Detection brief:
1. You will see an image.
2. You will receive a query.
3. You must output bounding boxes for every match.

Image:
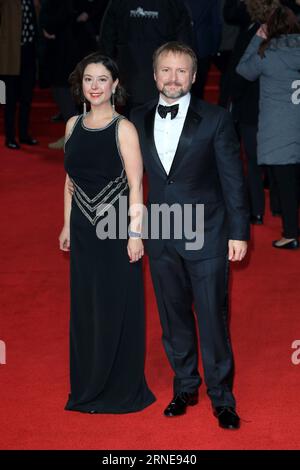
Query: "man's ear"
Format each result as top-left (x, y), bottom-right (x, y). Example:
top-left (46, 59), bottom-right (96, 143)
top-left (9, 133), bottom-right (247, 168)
top-left (192, 72), bottom-right (196, 85)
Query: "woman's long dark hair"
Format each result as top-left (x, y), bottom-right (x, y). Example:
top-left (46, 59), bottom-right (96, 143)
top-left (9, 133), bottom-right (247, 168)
top-left (259, 5), bottom-right (300, 57)
top-left (69, 52), bottom-right (127, 107)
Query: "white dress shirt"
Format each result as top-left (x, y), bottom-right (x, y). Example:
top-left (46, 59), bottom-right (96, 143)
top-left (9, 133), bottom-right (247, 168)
top-left (154, 93), bottom-right (191, 175)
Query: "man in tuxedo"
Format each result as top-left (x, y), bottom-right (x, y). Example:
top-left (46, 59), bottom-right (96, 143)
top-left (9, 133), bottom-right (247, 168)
top-left (130, 41), bottom-right (249, 429)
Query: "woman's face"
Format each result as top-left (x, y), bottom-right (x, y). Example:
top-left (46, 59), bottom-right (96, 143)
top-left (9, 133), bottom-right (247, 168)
top-left (82, 62), bottom-right (118, 107)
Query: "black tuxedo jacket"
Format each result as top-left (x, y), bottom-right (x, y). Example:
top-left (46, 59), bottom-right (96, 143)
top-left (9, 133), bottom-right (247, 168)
top-left (130, 96), bottom-right (250, 260)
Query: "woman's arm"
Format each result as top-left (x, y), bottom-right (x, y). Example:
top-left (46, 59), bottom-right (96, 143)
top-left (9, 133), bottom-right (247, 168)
top-left (63, 173), bottom-right (72, 227)
top-left (58, 117), bottom-right (77, 251)
top-left (59, 174), bottom-right (72, 252)
top-left (236, 34), bottom-right (264, 81)
top-left (118, 119), bottom-right (144, 263)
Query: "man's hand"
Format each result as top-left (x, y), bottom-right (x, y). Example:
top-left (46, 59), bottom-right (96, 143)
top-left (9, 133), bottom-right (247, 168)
top-left (228, 240), bottom-right (247, 262)
top-left (43, 29), bottom-right (56, 40)
top-left (67, 179), bottom-right (75, 196)
top-left (77, 12), bottom-right (89, 22)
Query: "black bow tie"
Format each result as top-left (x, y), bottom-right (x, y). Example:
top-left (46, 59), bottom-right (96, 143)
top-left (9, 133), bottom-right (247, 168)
top-left (157, 104), bottom-right (179, 120)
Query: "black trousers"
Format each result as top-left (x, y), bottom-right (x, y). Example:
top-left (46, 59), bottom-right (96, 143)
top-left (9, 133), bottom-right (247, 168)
top-left (2, 43), bottom-right (36, 141)
top-left (271, 164), bottom-right (300, 239)
top-left (192, 51), bottom-right (232, 107)
top-left (149, 243), bottom-right (236, 408)
top-left (241, 124), bottom-right (265, 216)
top-left (52, 86), bottom-right (77, 123)
top-left (266, 166), bottom-right (282, 215)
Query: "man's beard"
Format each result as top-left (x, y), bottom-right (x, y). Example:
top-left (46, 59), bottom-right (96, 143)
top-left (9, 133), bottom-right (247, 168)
top-left (160, 82), bottom-right (188, 100)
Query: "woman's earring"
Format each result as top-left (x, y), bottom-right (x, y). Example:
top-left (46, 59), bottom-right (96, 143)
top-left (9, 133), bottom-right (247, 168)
top-left (111, 90), bottom-right (116, 113)
top-left (83, 100), bottom-right (87, 116)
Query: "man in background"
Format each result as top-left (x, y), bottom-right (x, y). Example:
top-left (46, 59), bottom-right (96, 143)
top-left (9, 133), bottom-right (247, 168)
top-left (99, 0), bottom-right (193, 112)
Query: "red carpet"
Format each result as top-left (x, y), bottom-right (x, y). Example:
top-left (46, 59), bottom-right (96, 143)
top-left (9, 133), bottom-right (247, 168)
top-left (0, 81), bottom-right (300, 450)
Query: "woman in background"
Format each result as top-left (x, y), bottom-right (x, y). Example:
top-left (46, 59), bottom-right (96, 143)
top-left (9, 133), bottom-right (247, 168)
top-left (0, 0), bottom-right (38, 149)
top-left (237, 5), bottom-right (300, 249)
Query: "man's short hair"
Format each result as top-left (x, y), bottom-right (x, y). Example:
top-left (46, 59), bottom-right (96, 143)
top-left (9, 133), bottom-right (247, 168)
top-left (153, 41), bottom-right (198, 74)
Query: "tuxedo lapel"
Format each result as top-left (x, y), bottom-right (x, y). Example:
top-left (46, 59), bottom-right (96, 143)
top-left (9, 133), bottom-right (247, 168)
top-left (143, 97), bottom-right (203, 179)
top-left (144, 105), bottom-right (168, 178)
top-left (168, 98), bottom-right (203, 178)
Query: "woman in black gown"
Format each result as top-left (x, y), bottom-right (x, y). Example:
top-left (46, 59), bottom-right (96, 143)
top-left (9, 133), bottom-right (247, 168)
top-left (59, 52), bottom-right (155, 413)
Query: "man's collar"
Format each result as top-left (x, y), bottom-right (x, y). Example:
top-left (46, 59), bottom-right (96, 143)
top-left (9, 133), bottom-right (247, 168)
top-left (158, 92), bottom-right (191, 112)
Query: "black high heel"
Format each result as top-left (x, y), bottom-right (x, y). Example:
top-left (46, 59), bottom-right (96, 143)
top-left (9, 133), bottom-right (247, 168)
top-left (272, 239), bottom-right (299, 250)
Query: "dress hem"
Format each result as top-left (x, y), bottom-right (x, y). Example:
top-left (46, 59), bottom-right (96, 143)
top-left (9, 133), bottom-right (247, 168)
top-left (64, 395), bottom-right (156, 414)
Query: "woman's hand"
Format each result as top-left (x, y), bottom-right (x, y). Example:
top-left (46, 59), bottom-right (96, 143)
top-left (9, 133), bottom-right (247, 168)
top-left (67, 178), bottom-right (75, 196)
top-left (127, 238), bottom-right (144, 263)
top-left (59, 225), bottom-right (70, 252)
top-left (256, 24), bottom-right (267, 39)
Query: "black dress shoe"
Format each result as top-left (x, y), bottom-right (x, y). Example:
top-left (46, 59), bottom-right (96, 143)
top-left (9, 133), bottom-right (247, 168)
top-left (5, 139), bottom-right (20, 150)
top-left (250, 214), bottom-right (263, 225)
top-left (214, 406), bottom-right (240, 430)
top-left (20, 136), bottom-right (39, 145)
top-left (272, 239), bottom-right (299, 250)
top-left (164, 391), bottom-right (198, 417)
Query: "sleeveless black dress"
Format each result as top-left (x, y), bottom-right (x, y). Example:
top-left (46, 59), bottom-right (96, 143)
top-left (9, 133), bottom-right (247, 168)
top-left (64, 114), bottom-right (155, 413)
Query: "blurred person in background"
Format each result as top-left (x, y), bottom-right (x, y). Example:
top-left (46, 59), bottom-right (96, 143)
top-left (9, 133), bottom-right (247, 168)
top-left (237, 5), bottom-right (300, 249)
top-left (39, 0), bottom-right (108, 149)
top-left (99, 0), bottom-right (193, 113)
top-left (184, 0), bottom-right (223, 99)
top-left (228, 0), bottom-right (280, 224)
top-left (0, 0), bottom-right (38, 150)
top-left (185, 0), bottom-right (249, 104)
top-left (220, 0), bottom-right (252, 106)
top-left (39, 0), bottom-right (79, 149)
top-left (72, 0), bottom-right (110, 60)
